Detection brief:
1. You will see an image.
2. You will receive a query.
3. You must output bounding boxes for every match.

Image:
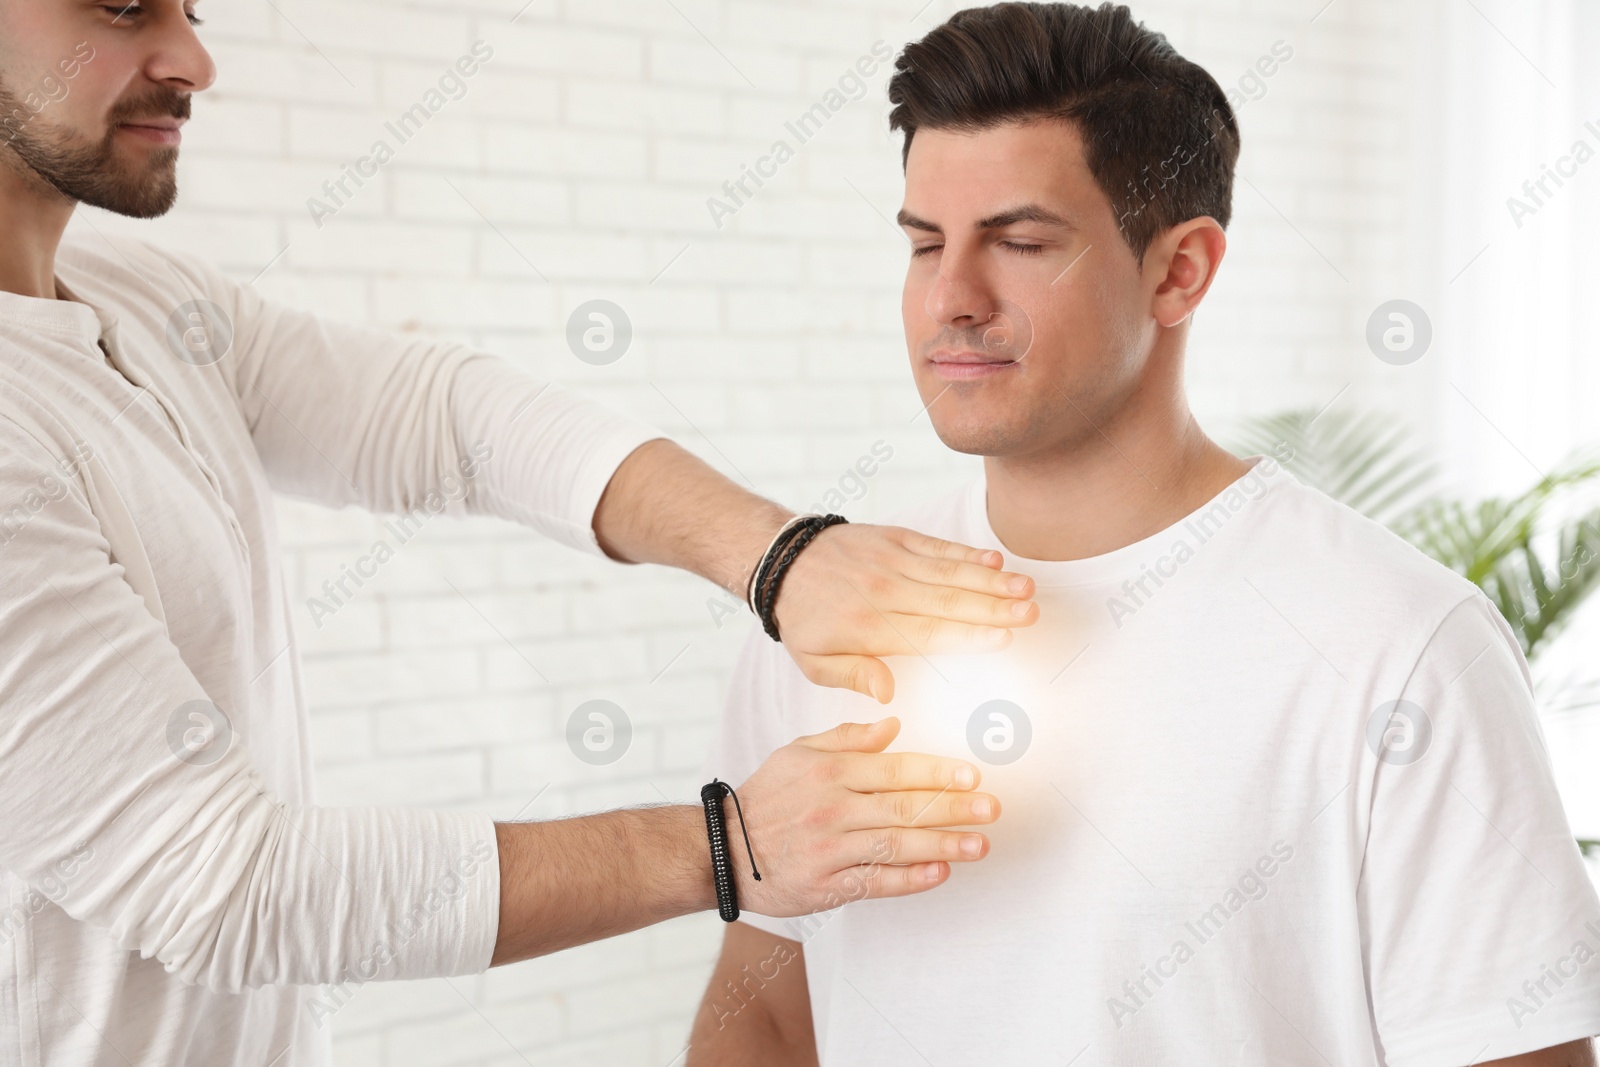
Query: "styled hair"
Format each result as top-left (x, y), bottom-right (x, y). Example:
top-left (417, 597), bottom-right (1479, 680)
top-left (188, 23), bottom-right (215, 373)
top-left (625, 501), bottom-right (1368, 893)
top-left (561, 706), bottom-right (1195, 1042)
top-left (887, 2), bottom-right (1240, 261)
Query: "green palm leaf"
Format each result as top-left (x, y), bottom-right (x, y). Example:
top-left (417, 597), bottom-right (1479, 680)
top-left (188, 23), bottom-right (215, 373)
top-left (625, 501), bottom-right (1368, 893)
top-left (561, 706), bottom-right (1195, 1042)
top-left (1232, 410), bottom-right (1600, 665)
top-left (1230, 406), bottom-right (1439, 528)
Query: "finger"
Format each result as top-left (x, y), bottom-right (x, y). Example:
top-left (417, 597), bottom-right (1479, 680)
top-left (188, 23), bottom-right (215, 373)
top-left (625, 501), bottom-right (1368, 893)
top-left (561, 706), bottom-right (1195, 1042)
top-left (838, 749), bottom-right (980, 793)
top-left (791, 650), bottom-right (895, 704)
top-left (796, 716), bottom-right (901, 754)
top-left (858, 789), bottom-right (1000, 830)
top-left (876, 579), bottom-right (1039, 630)
top-left (891, 528), bottom-right (1007, 571)
top-left (832, 861), bottom-right (950, 899)
top-left (844, 827), bottom-right (990, 868)
top-left (855, 613), bottom-right (1018, 657)
top-left (898, 548), bottom-right (1037, 604)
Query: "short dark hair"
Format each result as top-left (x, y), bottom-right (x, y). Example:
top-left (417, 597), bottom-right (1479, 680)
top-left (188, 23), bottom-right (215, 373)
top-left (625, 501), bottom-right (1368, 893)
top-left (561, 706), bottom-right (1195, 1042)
top-left (887, 2), bottom-right (1240, 262)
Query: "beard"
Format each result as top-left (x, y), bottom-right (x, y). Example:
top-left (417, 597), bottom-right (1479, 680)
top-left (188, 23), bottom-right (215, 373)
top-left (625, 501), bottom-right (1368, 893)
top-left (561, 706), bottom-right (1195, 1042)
top-left (0, 78), bottom-right (188, 219)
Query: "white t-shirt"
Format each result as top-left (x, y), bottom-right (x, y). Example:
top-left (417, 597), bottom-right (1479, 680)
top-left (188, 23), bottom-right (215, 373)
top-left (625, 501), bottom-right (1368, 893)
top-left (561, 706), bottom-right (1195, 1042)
top-left (709, 456), bottom-right (1600, 1067)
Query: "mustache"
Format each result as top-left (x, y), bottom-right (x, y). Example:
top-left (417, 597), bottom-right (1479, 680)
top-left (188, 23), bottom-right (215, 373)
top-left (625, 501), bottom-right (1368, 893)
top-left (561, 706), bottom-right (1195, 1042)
top-left (107, 88), bottom-right (190, 127)
top-left (919, 306), bottom-right (1036, 362)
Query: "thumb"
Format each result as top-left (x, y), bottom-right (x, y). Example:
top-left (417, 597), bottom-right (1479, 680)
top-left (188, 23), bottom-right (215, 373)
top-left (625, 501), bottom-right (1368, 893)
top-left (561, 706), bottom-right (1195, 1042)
top-left (793, 651), bottom-right (896, 704)
top-left (799, 716), bottom-right (901, 754)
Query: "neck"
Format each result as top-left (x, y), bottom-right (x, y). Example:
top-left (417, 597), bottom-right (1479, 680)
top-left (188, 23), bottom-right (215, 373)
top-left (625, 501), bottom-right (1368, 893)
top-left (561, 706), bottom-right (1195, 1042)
top-left (0, 151), bottom-right (75, 299)
top-left (982, 350), bottom-right (1251, 563)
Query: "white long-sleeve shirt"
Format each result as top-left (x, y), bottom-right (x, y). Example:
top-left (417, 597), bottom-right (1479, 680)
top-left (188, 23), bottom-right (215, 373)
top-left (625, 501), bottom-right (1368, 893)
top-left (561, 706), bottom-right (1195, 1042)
top-left (0, 232), bottom-right (665, 1066)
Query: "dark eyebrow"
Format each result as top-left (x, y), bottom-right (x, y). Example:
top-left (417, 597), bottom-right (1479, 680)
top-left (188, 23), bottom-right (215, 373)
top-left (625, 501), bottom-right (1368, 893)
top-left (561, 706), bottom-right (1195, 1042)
top-left (976, 204), bottom-right (1074, 230)
top-left (897, 209), bottom-right (941, 233)
top-left (897, 205), bottom-right (1074, 234)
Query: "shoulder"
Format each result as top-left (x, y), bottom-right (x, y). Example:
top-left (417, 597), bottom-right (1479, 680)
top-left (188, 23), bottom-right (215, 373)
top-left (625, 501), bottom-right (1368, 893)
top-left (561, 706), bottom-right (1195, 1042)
top-left (1260, 469), bottom-right (1480, 604)
top-left (56, 232), bottom-right (233, 312)
top-left (1242, 463), bottom-right (1494, 672)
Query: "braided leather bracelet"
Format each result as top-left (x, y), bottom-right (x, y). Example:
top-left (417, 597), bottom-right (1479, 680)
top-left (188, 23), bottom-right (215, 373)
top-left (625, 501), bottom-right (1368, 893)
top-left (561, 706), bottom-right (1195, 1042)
top-left (701, 779), bottom-right (761, 922)
top-left (744, 514), bottom-right (814, 611)
top-left (751, 514), bottom-right (849, 642)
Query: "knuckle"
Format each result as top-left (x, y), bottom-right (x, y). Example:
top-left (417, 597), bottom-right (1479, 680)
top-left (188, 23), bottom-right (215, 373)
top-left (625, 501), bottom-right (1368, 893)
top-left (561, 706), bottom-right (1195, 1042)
top-left (813, 757), bottom-right (843, 787)
top-left (802, 802), bottom-right (836, 831)
top-left (840, 662), bottom-right (865, 693)
top-left (861, 573), bottom-right (894, 603)
top-left (879, 756), bottom-right (903, 788)
top-left (804, 829), bottom-right (839, 860)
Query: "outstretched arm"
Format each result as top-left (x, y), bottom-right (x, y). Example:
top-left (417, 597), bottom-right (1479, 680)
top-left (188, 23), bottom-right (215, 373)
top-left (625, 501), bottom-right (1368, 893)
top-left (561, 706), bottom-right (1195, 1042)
top-left (192, 239), bottom-right (1039, 702)
top-left (592, 437), bottom-right (1038, 702)
top-left (492, 718), bottom-right (997, 966)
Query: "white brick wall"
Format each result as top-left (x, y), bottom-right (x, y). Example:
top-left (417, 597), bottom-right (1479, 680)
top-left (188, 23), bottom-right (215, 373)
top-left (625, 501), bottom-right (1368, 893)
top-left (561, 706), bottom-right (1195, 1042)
top-left (74, 0), bottom-right (1424, 1063)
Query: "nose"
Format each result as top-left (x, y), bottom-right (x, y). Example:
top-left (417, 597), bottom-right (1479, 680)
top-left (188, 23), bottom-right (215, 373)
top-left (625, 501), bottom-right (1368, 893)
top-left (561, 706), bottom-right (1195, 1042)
top-left (145, 11), bottom-right (218, 94)
top-left (923, 248), bottom-right (1001, 330)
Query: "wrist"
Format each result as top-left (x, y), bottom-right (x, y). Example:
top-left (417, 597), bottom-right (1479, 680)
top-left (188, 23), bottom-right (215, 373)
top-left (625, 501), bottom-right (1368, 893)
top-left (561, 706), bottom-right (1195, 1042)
top-left (724, 503), bottom-right (795, 603)
top-left (662, 804), bottom-right (719, 913)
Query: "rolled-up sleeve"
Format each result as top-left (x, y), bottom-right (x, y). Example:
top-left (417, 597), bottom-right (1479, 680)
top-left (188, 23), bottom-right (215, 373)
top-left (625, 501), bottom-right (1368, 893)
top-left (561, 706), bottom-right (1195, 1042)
top-left (0, 423), bottom-right (500, 992)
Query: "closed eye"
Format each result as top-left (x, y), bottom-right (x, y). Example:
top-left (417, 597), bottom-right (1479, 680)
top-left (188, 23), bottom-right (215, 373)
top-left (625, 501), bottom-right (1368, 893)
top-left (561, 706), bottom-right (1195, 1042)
top-left (911, 244), bottom-right (943, 259)
top-left (101, 5), bottom-right (206, 25)
top-left (1002, 242), bottom-right (1045, 256)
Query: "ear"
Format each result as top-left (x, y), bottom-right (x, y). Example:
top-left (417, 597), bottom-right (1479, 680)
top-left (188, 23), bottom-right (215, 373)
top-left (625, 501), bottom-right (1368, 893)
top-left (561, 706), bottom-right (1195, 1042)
top-left (1147, 217), bottom-right (1227, 328)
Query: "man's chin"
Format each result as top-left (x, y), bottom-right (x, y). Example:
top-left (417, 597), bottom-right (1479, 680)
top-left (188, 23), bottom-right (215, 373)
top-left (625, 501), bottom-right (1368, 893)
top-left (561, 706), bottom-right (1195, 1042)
top-left (927, 415), bottom-right (1028, 458)
top-left (79, 151), bottom-right (180, 218)
top-left (15, 132), bottom-right (180, 218)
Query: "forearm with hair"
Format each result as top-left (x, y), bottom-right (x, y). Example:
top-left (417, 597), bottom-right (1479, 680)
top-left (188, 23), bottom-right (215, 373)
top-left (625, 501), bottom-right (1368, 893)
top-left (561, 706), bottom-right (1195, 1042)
top-left (491, 805), bottom-right (715, 966)
top-left (592, 438), bottom-right (792, 598)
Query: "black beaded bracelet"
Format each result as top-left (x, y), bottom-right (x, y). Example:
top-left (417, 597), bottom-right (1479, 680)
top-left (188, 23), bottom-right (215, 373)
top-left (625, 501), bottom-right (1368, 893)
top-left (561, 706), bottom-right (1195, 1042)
top-left (701, 779), bottom-right (761, 922)
top-left (750, 514), bottom-right (849, 643)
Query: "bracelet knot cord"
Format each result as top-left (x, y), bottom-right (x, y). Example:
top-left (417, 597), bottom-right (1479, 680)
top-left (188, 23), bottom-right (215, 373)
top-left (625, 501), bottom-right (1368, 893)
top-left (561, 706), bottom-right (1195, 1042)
top-left (701, 779), bottom-right (761, 922)
top-left (749, 514), bottom-right (849, 642)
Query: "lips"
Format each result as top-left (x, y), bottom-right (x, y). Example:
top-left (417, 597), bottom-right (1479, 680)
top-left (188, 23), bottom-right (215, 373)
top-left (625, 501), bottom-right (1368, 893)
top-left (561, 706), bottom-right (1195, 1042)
top-left (931, 350), bottom-right (1013, 365)
top-left (117, 117), bottom-right (185, 146)
top-left (928, 350), bottom-right (1018, 381)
